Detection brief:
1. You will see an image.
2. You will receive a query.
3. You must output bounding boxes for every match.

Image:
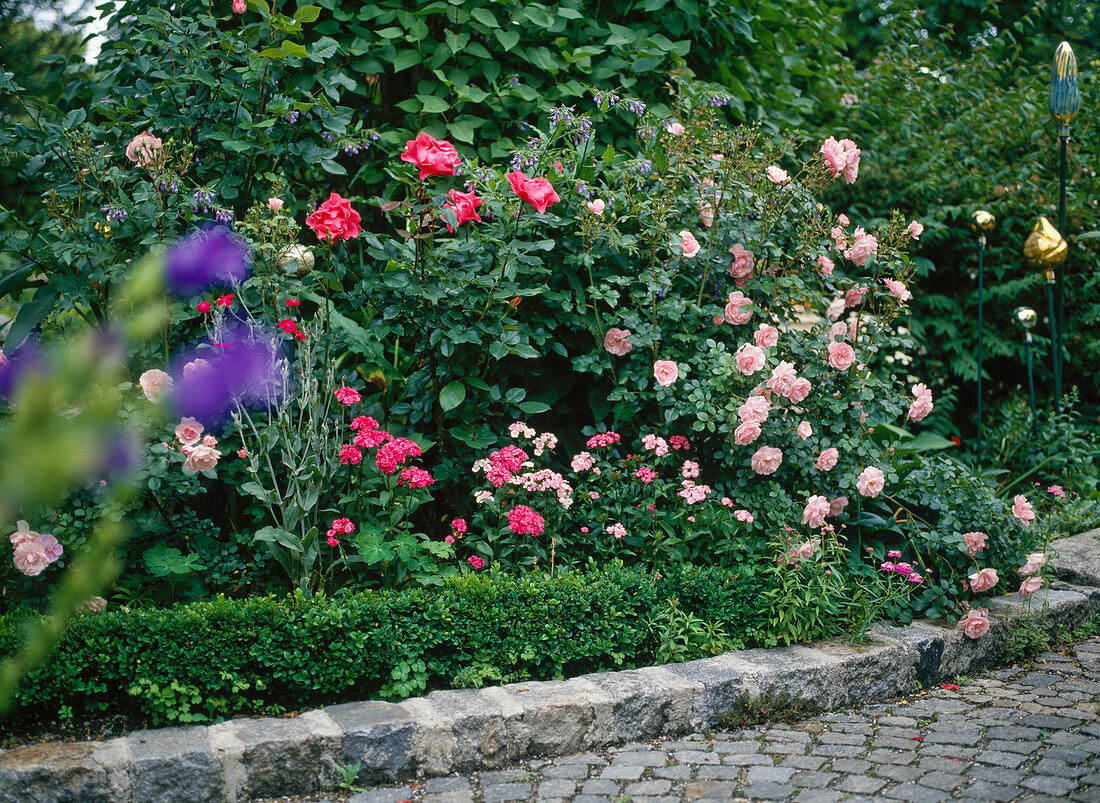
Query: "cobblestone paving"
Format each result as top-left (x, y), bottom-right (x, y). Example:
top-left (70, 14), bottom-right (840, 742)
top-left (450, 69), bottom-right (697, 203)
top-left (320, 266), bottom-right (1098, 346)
top-left (269, 638), bottom-right (1100, 803)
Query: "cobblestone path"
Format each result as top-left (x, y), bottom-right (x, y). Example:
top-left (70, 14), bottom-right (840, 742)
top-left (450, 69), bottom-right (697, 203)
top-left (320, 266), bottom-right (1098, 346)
top-left (268, 637), bottom-right (1100, 803)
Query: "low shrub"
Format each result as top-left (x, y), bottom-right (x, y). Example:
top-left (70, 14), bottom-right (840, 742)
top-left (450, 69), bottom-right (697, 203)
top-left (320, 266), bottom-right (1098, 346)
top-left (0, 562), bottom-right (772, 729)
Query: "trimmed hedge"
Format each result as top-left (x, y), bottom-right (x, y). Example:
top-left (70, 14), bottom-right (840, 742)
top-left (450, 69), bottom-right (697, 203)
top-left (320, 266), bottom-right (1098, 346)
top-left (0, 564), bottom-right (771, 729)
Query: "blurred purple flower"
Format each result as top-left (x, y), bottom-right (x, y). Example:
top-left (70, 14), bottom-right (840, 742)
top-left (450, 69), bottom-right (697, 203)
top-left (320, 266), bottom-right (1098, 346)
top-left (0, 340), bottom-right (46, 401)
top-left (165, 225), bottom-right (250, 296)
top-left (171, 327), bottom-right (287, 422)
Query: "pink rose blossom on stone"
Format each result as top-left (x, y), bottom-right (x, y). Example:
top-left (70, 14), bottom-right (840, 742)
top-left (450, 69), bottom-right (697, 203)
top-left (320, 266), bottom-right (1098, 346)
top-left (786, 377), bottom-right (812, 403)
top-left (729, 244), bottom-right (754, 285)
top-left (817, 255), bottom-right (835, 276)
top-left (603, 327), bottom-right (632, 356)
top-left (678, 230), bottom-right (700, 258)
top-left (174, 417), bottom-right (204, 446)
top-left (724, 291), bottom-right (753, 325)
top-left (735, 344), bottom-right (766, 375)
top-left (735, 509), bottom-right (754, 523)
top-left (183, 443), bottom-right (221, 475)
top-left (139, 369), bottom-right (174, 402)
top-left (1012, 494), bottom-right (1035, 525)
top-left (907, 220), bottom-right (924, 240)
top-left (653, 360), bottom-right (679, 387)
top-left (816, 448), bottom-right (840, 471)
top-left (826, 297), bottom-right (846, 321)
top-left (750, 446), bottom-right (783, 475)
top-left (797, 422), bottom-right (813, 440)
top-left (857, 466), bottom-right (885, 497)
top-left (968, 567), bottom-right (999, 594)
top-left (907, 383), bottom-right (934, 422)
top-left (734, 421), bottom-right (763, 445)
top-left (666, 121), bottom-right (685, 135)
top-left (738, 395), bottom-right (771, 424)
top-left (766, 165), bottom-right (789, 184)
top-left (766, 361), bottom-right (798, 395)
top-left (884, 278), bottom-right (912, 302)
top-left (754, 324), bottom-right (779, 349)
top-left (587, 198), bottom-right (606, 215)
top-left (267, 197), bottom-right (283, 212)
top-left (844, 228), bottom-right (878, 266)
top-left (827, 341), bottom-right (856, 371)
top-left (802, 495), bottom-right (831, 528)
top-left (1019, 576), bottom-right (1044, 598)
top-left (829, 496), bottom-right (849, 516)
top-left (957, 608), bottom-right (991, 639)
top-left (1018, 552), bottom-right (1046, 576)
top-left (962, 531), bottom-right (989, 555)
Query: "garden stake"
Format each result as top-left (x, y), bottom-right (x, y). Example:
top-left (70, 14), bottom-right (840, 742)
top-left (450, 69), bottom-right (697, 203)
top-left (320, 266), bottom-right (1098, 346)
top-left (1050, 41), bottom-right (1080, 408)
top-left (971, 210), bottom-right (995, 467)
top-left (1023, 218), bottom-right (1068, 407)
top-left (1012, 306), bottom-right (1039, 437)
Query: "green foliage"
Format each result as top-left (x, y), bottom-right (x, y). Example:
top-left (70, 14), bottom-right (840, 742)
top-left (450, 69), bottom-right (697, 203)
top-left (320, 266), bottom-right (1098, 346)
top-left (0, 563), bottom-right (772, 728)
top-left (714, 688), bottom-right (819, 729)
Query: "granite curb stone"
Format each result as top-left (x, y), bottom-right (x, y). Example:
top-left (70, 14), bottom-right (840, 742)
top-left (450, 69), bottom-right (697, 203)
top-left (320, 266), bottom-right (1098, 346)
top-left (3, 533), bottom-right (1098, 802)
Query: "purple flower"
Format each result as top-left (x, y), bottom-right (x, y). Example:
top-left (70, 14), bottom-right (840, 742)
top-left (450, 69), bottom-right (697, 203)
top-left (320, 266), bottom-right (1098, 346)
top-left (0, 339), bottom-right (46, 401)
top-left (38, 534), bottom-right (63, 563)
top-left (172, 328), bottom-right (287, 422)
top-left (165, 225), bottom-right (250, 296)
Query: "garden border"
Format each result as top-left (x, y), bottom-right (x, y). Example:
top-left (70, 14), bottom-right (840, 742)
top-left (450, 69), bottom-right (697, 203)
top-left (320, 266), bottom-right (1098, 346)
top-left (2, 529), bottom-right (1099, 803)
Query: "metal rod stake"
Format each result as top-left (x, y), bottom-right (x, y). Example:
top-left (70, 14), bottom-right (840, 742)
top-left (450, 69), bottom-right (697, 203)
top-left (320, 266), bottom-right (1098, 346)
top-left (977, 236), bottom-right (985, 468)
top-left (1025, 332), bottom-right (1037, 438)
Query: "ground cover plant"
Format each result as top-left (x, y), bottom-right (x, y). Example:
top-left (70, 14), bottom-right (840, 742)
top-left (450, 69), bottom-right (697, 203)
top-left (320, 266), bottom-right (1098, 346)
top-left (0, 0), bottom-right (1079, 729)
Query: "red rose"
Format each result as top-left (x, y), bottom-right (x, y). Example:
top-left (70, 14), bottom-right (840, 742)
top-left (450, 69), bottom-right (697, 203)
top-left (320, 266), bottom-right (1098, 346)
top-left (400, 132), bottom-right (461, 180)
top-left (305, 193), bottom-right (362, 242)
top-left (443, 189), bottom-right (483, 231)
top-left (506, 170), bottom-right (561, 214)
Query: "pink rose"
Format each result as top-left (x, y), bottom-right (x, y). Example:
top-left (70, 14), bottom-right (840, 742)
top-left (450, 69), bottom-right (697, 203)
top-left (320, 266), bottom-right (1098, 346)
top-left (844, 228), bottom-right (877, 266)
top-left (305, 193), bottom-right (362, 242)
top-left (507, 170), bottom-right (561, 214)
top-left (816, 448), bottom-right (839, 471)
top-left (183, 443), bottom-right (221, 475)
top-left (175, 417), bottom-right (204, 446)
top-left (400, 132), bottom-right (461, 179)
top-left (9, 521), bottom-right (37, 547)
top-left (735, 344), bottom-right (766, 375)
top-left (820, 137), bottom-right (860, 184)
top-left (817, 255), bottom-right (835, 276)
top-left (825, 297), bottom-right (846, 321)
top-left (884, 278), bottom-right (912, 302)
top-left (734, 421), bottom-right (763, 445)
top-left (829, 496), bottom-right (849, 516)
top-left (729, 244), bottom-right (754, 284)
top-left (857, 466), bottom-right (885, 497)
top-left (786, 377), bottom-right (812, 403)
top-left (837, 213), bottom-right (850, 226)
top-left (802, 495), bottom-right (831, 528)
top-left (653, 360), bottom-right (679, 387)
top-left (139, 369), bottom-right (174, 402)
top-left (827, 341), bottom-right (856, 370)
top-left (829, 322), bottom-right (848, 340)
top-left (678, 230), bottom-right (700, 258)
top-left (724, 291), bottom-right (753, 325)
top-left (957, 609), bottom-right (990, 639)
top-left (754, 324), bottom-right (778, 349)
top-left (666, 121), bottom-right (685, 135)
top-left (766, 361), bottom-right (797, 395)
top-left (840, 140), bottom-right (860, 183)
top-left (13, 542), bottom-right (50, 576)
top-left (1012, 495), bottom-right (1035, 525)
top-left (604, 328), bottom-right (632, 356)
top-left (76, 596), bottom-right (107, 613)
top-left (1018, 552), bottom-right (1046, 576)
top-left (125, 131), bottom-right (163, 169)
top-left (797, 421), bottom-right (812, 440)
top-left (233, 0), bottom-right (246, 12)
top-left (735, 509), bottom-right (754, 523)
top-left (738, 395), bottom-right (770, 424)
top-left (1019, 576), bottom-right (1044, 598)
top-left (267, 197), bottom-right (283, 212)
top-left (797, 537), bottom-right (821, 559)
top-left (907, 221), bottom-right (924, 240)
top-left (962, 531), bottom-right (988, 555)
top-left (443, 189), bottom-right (484, 230)
top-left (766, 165), bottom-right (789, 184)
top-left (968, 567), bottom-right (999, 594)
top-left (907, 383), bottom-right (934, 422)
top-left (587, 198), bottom-right (606, 215)
top-left (844, 285), bottom-right (867, 309)
top-left (750, 446), bottom-right (783, 475)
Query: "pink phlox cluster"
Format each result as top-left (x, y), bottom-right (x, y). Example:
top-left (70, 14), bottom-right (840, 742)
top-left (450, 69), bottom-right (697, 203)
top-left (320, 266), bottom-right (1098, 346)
top-left (507, 505), bottom-right (545, 536)
top-left (681, 460), bottom-right (700, 479)
top-left (532, 432), bottom-right (557, 456)
top-left (735, 509), bottom-right (754, 522)
top-left (508, 421), bottom-right (536, 438)
top-left (511, 469), bottom-right (573, 508)
top-left (607, 522), bottom-right (627, 539)
top-left (586, 431), bottom-right (621, 448)
top-left (399, 467), bottom-right (435, 488)
top-left (467, 555), bottom-right (486, 570)
top-left (643, 434), bottom-right (670, 456)
top-left (334, 386), bottom-right (361, 406)
top-left (571, 452), bottom-right (597, 473)
top-left (339, 444), bottom-right (363, 465)
top-left (350, 416), bottom-right (379, 432)
top-left (474, 490), bottom-right (493, 504)
top-left (669, 435), bottom-right (691, 451)
top-left (376, 437), bottom-right (421, 474)
top-left (678, 480), bottom-right (711, 504)
top-left (635, 467), bottom-right (658, 484)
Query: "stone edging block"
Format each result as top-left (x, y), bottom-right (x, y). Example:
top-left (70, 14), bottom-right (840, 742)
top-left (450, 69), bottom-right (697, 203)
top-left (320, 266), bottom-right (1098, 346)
top-left (1, 578), bottom-right (1095, 802)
